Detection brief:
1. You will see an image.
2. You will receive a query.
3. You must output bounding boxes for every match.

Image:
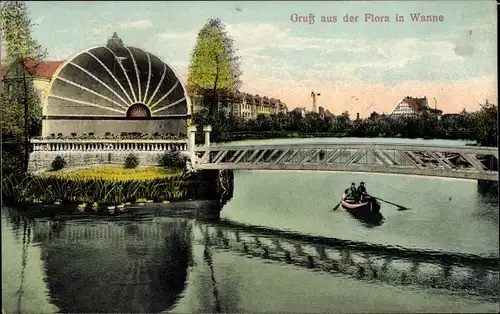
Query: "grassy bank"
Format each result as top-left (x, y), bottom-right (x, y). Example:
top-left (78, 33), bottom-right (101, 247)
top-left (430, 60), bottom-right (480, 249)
top-left (40, 165), bottom-right (181, 181)
top-left (2, 166), bottom-right (189, 207)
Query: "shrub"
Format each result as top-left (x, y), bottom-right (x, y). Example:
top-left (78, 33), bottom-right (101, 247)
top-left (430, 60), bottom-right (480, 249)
top-left (158, 150), bottom-right (187, 169)
top-left (51, 156), bottom-right (67, 171)
top-left (124, 153), bottom-right (139, 169)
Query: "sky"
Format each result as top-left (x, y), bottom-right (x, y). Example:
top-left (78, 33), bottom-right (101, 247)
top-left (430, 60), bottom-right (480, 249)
top-left (20, 1), bottom-right (499, 116)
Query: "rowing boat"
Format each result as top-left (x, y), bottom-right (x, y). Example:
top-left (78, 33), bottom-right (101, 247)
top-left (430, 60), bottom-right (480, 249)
top-left (341, 193), bottom-right (381, 214)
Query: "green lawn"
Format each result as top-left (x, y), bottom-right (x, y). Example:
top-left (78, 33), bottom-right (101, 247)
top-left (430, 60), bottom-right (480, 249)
top-left (41, 166), bottom-right (182, 181)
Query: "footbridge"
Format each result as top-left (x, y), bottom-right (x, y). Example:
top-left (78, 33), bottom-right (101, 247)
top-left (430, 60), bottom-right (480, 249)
top-left (188, 126), bottom-right (499, 181)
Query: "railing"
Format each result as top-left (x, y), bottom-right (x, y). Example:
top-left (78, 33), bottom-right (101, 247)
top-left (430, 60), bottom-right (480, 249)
top-left (189, 142), bottom-right (499, 181)
top-left (30, 139), bottom-right (188, 152)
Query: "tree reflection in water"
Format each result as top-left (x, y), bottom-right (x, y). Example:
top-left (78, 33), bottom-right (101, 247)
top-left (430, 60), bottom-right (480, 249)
top-left (36, 218), bottom-right (193, 313)
top-left (16, 219), bottom-right (31, 314)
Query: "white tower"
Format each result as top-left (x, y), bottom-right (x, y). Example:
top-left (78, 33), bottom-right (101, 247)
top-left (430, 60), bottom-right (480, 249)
top-left (311, 91), bottom-right (321, 113)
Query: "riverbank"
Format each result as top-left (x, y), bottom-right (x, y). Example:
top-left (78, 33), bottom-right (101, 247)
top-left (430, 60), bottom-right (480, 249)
top-left (1, 166), bottom-right (235, 212)
top-left (215, 131), bottom-right (480, 143)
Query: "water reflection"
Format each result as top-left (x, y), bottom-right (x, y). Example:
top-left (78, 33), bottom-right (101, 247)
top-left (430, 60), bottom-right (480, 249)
top-left (2, 203), bottom-right (499, 313)
top-left (201, 219), bottom-right (499, 300)
top-left (347, 211), bottom-right (385, 227)
top-left (16, 220), bottom-right (31, 314)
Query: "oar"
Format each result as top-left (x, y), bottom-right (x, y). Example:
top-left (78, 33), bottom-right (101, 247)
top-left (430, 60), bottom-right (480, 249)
top-left (372, 196), bottom-right (411, 211)
top-left (332, 201), bottom-right (342, 211)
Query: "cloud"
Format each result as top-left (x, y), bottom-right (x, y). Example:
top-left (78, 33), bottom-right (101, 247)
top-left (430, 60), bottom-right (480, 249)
top-left (49, 46), bottom-right (76, 60)
top-left (32, 15), bottom-right (45, 26)
top-left (91, 19), bottom-right (153, 33)
top-left (118, 19), bottom-right (153, 29)
top-left (140, 21), bottom-right (495, 107)
top-left (155, 31), bottom-right (197, 44)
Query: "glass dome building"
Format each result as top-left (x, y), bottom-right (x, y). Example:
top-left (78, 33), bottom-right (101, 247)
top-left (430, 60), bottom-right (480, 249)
top-left (42, 45), bottom-right (190, 137)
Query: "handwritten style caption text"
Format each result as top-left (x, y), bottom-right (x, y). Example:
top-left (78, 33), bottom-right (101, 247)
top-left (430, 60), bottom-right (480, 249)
top-left (290, 13), bottom-right (445, 24)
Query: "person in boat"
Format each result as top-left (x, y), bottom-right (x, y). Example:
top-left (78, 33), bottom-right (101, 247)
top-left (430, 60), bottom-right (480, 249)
top-left (357, 181), bottom-right (368, 202)
top-left (346, 183), bottom-right (357, 200)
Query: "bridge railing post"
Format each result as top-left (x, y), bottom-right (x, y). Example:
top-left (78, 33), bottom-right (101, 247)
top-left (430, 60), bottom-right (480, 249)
top-left (203, 125), bottom-right (212, 147)
top-left (187, 125), bottom-right (197, 166)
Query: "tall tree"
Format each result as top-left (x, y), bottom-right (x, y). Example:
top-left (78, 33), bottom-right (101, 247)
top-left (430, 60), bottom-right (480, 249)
top-left (187, 18), bottom-right (242, 118)
top-left (1, 0), bottom-right (46, 173)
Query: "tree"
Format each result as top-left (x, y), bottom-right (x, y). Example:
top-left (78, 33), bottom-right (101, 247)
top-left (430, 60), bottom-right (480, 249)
top-left (0, 0), bottom-right (46, 173)
top-left (369, 111), bottom-right (379, 120)
top-left (187, 18), bottom-right (242, 118)
top-left (470, 101), bottom-right (497, 146)
top-left (341, 111), bottom-right (350, 121)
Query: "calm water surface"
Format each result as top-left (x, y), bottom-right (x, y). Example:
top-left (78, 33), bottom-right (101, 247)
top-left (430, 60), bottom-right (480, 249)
top-left (2, 138), bottom-right (498, 313)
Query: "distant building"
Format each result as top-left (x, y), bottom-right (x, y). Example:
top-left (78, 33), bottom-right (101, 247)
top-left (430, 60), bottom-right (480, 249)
top-left (323, 109), bottom-right (335, 120)
top-left (189, 91), bottom-right (287, 119)
top-left (291, 107), bottom-right (306, 118)
top-left (389, 96), bottom-right (442, 118)
top-left (318, 106), bottom-right (325, 119)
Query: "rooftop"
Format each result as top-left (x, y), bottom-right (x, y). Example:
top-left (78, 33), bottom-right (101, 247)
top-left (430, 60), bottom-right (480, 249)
top-left (402, 96), bottom-right (429, 111)
top-left (0, 60), bottom-right (65, 80)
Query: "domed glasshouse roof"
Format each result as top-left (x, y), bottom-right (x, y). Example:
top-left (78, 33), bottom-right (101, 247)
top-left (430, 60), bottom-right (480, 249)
top-left (45, 38), bottom-right (188, 118)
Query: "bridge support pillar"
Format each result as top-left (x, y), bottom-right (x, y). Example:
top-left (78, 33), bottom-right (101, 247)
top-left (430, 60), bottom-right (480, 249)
top-left (187, 125), bottom-right (197, 166)
top-left (477, 180), bottom-right (498, 194)
top-left (203, 125), bottom-right (212, 147)
top-left (478, 155), bottom-right (499, 194)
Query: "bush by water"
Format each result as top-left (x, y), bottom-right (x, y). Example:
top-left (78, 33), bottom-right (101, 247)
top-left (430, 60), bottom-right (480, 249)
top-left (51, 155), bottom-right (67, 171)
top-left (158, 150), bottom-right (187, 169)
top-left (124, 153), bottom-right (140, 169)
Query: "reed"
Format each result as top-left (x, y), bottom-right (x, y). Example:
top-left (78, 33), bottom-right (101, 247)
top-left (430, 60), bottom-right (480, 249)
top-left (1, 171), bottom-right (191, 206)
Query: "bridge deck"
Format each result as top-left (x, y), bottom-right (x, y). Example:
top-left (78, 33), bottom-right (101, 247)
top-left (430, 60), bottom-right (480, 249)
top-left (192, 143), bottom-right (499, 181)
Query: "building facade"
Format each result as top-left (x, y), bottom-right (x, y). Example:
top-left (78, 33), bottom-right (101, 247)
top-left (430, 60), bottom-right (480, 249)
top-left (1, 45), bottom-right (191, 138)
top-left (190, 91), bottom-right (288, 119)
top-left (291, 107), bottom-right (306, 118)
top-left (389, 96), bottom-right (442, 118)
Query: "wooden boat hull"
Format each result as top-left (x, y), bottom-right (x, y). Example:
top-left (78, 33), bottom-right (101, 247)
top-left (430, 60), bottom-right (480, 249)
top-left (341, 195), bottom-right (381, 214)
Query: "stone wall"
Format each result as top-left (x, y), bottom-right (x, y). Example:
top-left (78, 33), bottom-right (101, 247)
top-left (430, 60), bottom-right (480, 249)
top-left (28, 150), bottom-right (188, 173)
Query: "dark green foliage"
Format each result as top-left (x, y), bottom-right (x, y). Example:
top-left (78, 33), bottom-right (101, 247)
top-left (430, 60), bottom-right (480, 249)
top-left (51, 155), bottom-right (67, 171)
top-left (1, 172), bottom-right (190, 205)
top-left (158, 150), bottom-right (187, 169)
top-left (1, 1), bottom-right (47, 175)
top-left (124, 154), bottom-right (139, 169)
top-left (192, 102), bottom-right (498, 147)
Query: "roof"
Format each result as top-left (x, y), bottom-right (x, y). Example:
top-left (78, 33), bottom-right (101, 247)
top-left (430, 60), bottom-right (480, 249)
top-left (401, 96), bottom-right (428, 111)
top-left (0, 60), bottom-right (65, 80)
top-left (292, 107), bottom-right (306, 113)
top-left (188, 88), bottom-right (285, 108)
top-left (324, 109), bottom-right (335, 117)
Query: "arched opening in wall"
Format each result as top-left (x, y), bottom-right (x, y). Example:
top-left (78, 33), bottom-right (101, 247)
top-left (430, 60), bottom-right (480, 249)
top-left (126, 103), bottom-right (151, 118)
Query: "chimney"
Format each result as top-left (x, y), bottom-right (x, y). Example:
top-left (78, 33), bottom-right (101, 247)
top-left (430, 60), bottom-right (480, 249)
top-left (356, 113), bottom-right (360, 120)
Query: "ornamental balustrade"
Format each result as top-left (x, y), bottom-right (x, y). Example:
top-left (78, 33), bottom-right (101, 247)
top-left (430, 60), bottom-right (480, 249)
top-left (30, 139), bottom-right (188, 152)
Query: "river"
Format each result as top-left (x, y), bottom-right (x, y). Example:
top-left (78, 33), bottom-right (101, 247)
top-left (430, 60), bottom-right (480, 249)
top-left (2, 138), bottom-right (498, 313)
